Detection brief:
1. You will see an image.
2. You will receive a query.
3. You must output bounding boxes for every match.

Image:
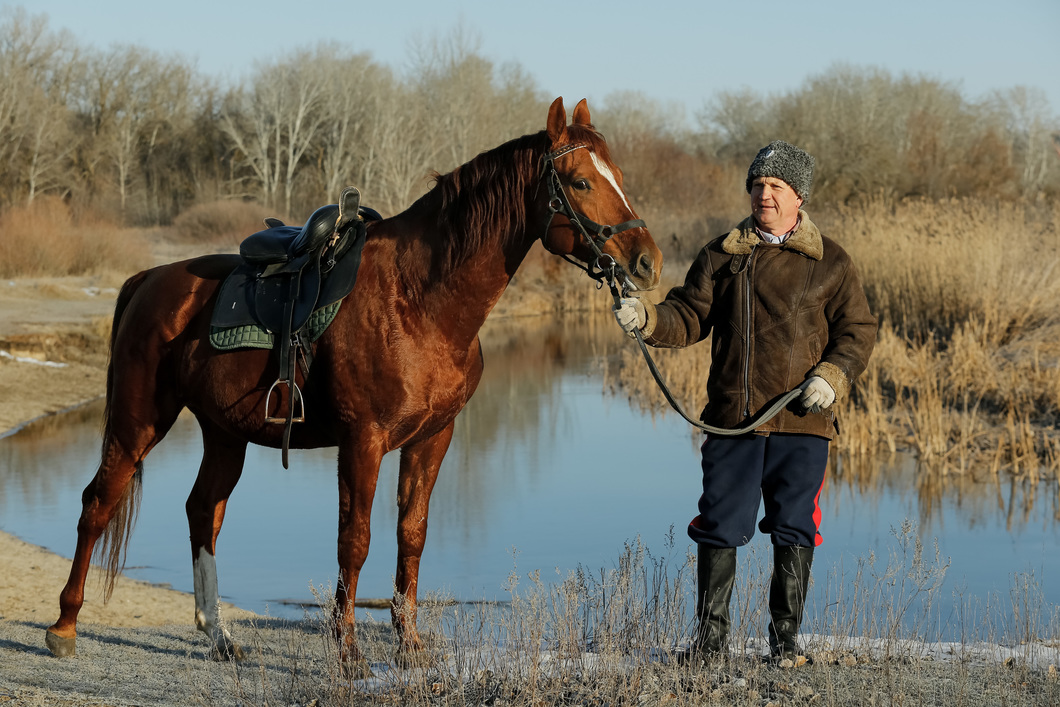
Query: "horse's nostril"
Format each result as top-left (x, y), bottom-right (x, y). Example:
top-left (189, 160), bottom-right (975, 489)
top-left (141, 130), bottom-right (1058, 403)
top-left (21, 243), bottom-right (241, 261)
top-left (636, 253), bottom-right (654, 277)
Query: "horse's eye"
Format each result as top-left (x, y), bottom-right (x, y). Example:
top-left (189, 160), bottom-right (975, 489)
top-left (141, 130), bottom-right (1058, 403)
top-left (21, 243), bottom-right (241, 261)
top-left (572, 179), bottom-right (590, 191)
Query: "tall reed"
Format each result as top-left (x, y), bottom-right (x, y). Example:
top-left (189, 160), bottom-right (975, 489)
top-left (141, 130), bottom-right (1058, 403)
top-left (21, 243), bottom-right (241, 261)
top-left (605, 197), bottom-right (1060, 480)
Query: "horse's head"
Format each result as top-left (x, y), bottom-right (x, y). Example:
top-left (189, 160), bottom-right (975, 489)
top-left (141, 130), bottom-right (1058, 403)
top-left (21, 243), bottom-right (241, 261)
top-left (539, 97), bottom-right (662, 293)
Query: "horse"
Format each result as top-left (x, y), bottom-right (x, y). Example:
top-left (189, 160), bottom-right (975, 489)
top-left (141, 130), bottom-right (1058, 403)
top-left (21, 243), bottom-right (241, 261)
top-left (45, 96), bottom-right (662, 673)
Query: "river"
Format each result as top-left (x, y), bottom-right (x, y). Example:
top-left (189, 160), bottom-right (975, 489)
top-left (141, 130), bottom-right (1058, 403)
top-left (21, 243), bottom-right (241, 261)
top-left (1, 313), bottom-right (1057, 643)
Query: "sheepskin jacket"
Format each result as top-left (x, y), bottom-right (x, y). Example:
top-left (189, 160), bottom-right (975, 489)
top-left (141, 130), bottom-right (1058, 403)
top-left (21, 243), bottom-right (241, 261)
top-left (639, 211), bottom-right (877, 439)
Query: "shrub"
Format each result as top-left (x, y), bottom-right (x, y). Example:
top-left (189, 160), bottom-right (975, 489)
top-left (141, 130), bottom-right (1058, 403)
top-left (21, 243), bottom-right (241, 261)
top-left (167, 200), bottom-right (283, 246)
top-left (0, 197), bottom-right (151, 278)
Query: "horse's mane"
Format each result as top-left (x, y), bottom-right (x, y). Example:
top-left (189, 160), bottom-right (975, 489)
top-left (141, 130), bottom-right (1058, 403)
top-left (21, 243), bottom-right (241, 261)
top-left (401, 123), bottom-right (609, 293)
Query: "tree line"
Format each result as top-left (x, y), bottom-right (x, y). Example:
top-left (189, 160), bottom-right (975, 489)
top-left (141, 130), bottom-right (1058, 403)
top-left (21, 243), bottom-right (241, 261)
top-left (2, 7), bottom-right (1057, 232)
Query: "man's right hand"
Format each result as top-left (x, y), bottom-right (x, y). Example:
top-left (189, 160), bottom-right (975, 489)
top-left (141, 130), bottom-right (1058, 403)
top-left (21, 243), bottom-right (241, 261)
top-left (799, 376), bottom-right (835, 413)
top-left (613, 297), bottom-right (646, 334)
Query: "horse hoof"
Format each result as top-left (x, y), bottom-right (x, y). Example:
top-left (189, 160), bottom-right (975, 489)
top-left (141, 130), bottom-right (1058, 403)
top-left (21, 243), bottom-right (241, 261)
top-left (212, 642), bottom-right (246, 662)
top-left (45, 629), bottom-right (77, 658)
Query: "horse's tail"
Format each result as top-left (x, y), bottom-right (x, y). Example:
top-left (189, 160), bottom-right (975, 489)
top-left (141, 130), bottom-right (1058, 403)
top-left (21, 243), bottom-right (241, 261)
top-left (95, 270), bottom-right (150, 602)
top-left (96, 462), bottom-right (144, 603)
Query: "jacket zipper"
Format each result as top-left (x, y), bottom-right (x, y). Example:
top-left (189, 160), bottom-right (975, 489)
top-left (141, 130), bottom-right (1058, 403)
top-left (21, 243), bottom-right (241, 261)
top-left (742, 245), bottom-right (757, 418)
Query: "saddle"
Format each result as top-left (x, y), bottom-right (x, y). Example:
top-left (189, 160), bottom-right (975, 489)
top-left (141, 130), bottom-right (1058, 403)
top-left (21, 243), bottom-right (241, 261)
top-left (210, 187), bottom-right (375, 467)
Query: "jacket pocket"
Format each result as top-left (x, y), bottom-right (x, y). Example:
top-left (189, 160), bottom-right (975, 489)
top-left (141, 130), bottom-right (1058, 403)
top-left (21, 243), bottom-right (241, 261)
top-left (808, 333), bottom-right (822, 363)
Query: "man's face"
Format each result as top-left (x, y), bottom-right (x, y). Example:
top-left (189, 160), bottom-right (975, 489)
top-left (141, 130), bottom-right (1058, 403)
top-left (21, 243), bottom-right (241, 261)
top-left (750, 176), bottom-right (803, 235)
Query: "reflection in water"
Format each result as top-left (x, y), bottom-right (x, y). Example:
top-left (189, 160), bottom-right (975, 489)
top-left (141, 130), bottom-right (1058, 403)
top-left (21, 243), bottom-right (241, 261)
top-left (1, 313), bottom-right (1058, 640)
top-left (0, 401), bottom-right (107, 516)
top-left (826, 452), bottom-right (1060, 539)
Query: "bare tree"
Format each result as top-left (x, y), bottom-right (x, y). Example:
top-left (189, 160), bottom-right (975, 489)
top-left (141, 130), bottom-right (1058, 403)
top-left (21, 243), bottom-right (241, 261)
top-left (407, 22), bottom-right (491, 172)
top-left (360, 81), bottom-right (433, 215)
top-left (219, 82), bottom-right (279, 205)
top-left (408, 23), bottom-right (542, 174)
top-left (491, 62), bottom-right (547, 138)
top-left (985, 86), bottom-right (1059, 197)
top-left (695, 64), bottom-right (1037, 204)
top-left (221, 48), bottom-right (333, 214)
top-left (136, 59), bottom-right (197, 222)
top-left (0, 8), bottom-right (73, 206)
top-left (314, 50), bottom-right (388, 202)
top-left (73, 46), bottom-right (151, 215)
top-left (23, 88), bottom-right (74, 204)
top-left (696, 88), bottom-right (772, 161)
top-left (596, 91), bottom-right (695, 206)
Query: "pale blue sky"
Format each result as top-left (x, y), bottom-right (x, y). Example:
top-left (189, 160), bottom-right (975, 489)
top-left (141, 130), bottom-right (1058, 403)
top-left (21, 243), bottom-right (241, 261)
top-left (14, 0), bottom-right (1060, 119)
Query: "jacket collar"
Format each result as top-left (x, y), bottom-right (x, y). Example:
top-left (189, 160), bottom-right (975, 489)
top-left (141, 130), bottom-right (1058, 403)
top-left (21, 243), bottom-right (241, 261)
top-left (721, 210), bottom-right (823, 260)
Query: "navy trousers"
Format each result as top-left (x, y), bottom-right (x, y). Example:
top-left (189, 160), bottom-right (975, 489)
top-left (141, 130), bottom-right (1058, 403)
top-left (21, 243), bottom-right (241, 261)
top-left (687, 433), bottom-right (829, 548)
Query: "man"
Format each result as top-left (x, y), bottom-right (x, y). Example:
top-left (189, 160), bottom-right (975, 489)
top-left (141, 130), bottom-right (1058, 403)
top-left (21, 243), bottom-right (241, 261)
top-left (614, 140), bottom-right (877, 660)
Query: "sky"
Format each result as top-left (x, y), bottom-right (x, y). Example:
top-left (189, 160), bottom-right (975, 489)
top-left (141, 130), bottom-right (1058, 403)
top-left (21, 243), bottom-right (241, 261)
top-left (11, 0), bottom-right (1060, 122)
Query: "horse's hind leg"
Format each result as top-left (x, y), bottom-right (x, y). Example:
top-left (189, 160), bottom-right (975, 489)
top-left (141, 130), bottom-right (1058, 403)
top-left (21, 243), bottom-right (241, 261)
top-left (392, 421), bottom-right (455, 665)
top-left (46, 398), bottom-right (181, 656)
top-left (185, 419), bottom-right (248, 660)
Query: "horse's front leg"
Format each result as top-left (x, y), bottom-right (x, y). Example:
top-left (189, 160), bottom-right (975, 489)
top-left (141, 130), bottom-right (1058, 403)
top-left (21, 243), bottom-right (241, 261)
top-left (334, 431), bottom-right (385, 677)
top-left (393, 421), bottom-right (455, 665)
top-left (186, 421), bottom-right (248, 660)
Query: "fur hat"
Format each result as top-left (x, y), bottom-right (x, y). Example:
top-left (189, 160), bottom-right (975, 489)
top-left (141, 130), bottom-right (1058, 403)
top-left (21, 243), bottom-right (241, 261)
top-left (745, 140), bottom-right (815, 202)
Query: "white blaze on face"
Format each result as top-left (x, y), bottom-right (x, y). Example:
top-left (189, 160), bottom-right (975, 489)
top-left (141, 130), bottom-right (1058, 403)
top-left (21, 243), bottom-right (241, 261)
top-left (589, 151), bottom-right (633, 213)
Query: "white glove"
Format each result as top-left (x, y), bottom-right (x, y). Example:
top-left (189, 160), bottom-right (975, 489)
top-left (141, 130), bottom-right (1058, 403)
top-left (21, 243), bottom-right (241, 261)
top-left (800, 376), bottom-right (835, 412)
top-left (613, 297), bottom-right (646, 334)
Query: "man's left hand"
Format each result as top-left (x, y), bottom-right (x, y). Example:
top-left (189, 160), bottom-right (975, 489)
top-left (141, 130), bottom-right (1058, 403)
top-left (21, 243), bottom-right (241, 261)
top-left (800, 376), bottom-right (835, 413)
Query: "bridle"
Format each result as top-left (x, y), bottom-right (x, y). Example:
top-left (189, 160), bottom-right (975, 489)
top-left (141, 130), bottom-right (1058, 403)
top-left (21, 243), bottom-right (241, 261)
top-left (539, 143), bottom-right (646, 294)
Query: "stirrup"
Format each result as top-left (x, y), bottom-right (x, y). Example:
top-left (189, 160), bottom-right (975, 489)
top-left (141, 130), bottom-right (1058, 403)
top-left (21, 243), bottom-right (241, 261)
top-left (264, 379), bottom-right (305, 424)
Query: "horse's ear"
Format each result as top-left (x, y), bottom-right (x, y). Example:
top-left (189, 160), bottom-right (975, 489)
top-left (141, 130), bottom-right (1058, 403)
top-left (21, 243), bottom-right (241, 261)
top-left (572, 99), bottom-right (592, 126)
top-left (547, 96), bottom-right (568, 143)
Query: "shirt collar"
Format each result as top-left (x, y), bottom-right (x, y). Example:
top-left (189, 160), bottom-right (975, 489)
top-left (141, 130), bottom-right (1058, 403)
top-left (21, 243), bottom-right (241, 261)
top-left (755, 217), bottom-right (800, 244)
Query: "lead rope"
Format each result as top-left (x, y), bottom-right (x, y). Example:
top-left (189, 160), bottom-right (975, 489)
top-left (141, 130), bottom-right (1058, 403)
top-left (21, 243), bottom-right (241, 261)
top-left (602, 273), bottom-right (810, 436)
top-left (541, 145), bottom-right (809, 433)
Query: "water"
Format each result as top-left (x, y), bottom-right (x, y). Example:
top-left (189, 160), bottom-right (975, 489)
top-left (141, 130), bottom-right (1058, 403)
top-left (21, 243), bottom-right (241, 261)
top-left (1, 313), bottom-right (1058, 641)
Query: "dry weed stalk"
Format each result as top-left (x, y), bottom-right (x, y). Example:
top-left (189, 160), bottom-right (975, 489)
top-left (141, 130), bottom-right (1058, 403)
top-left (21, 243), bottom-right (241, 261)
top-left (183, 525), bottom-right (1059, 707)
top-left (609, 198), bottom-right (1060, 481)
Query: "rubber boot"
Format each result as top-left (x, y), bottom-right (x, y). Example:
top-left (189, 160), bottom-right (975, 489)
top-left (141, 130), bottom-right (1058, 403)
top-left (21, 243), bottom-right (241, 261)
top-left (689, 545), bottom-right (737, 658)
top-left (768, 545), bottom-right (814, 660)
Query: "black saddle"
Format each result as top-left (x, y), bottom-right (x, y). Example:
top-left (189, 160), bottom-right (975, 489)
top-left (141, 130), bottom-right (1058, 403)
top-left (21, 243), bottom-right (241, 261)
top-left (210, 187), bottom-right (376, 467)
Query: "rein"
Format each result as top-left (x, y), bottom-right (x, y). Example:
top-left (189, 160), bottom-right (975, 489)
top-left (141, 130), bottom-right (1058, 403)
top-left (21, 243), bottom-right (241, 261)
top-left (622, 314), bottom-right (811, 436)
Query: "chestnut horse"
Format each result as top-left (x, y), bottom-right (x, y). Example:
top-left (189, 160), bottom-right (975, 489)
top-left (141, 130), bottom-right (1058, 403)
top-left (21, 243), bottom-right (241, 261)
top-left (45, 97), bottom-right (661, 672)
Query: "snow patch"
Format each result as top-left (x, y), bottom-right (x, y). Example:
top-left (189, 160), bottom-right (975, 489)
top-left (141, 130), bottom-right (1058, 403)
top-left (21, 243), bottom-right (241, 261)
top-left (0, 350), bottom-right (68, 368)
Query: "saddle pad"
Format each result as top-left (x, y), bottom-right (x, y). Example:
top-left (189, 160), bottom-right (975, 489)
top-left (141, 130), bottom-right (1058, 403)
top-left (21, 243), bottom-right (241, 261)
top-left (210, 221), bottom-right (367, 332)
top-left (209, 301), bottom-right (342, 351)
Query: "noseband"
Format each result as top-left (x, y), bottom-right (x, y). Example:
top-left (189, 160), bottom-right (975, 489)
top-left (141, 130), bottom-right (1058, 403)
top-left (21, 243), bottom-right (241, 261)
top-left (540, 143), bottom-right (647, 291)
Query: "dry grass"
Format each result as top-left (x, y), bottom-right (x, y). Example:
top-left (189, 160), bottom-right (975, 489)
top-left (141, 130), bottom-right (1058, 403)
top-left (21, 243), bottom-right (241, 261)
top-left (166, 199), bottom-right (283, 246)
top-left (605, 197), bottom-right (1060, 481)
top-left (183, 525), bottom-right (1059, 706)
top-left (827, 198), bottom-right (1060, 477)
top-left (0, 197), bottom-right (152, 278)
